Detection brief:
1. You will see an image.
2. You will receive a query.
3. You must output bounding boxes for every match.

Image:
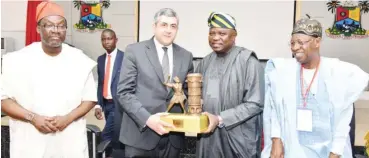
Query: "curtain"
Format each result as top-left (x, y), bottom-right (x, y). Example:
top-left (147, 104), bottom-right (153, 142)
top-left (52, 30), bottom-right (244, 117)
top-left (25, 0), bottom-right (43, 46)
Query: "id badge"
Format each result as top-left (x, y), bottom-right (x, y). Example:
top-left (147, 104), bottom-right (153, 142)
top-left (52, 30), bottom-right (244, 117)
top-left (296, 108), bottom-right (313, 132)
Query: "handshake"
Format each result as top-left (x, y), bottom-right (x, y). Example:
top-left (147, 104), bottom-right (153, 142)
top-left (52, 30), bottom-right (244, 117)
top-left (29, 113), bottom-right (73, 134)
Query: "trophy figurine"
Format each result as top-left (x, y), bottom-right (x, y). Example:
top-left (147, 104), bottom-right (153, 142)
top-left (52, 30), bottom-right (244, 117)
top-left (163, 76), bottom-right (187, 114)
top-left (160, 73), bottom-right (209, 135)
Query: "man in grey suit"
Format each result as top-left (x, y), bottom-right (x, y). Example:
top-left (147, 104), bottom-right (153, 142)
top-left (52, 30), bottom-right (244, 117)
top-left (116, 8), bottom-right (194, 158)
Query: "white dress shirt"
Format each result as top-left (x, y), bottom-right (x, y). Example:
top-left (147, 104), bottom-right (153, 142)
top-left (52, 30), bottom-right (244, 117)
top-left (95, 48), bottom-right (117, 109)
top-left (154, 37), bottom-right (173, 81)
top-left (103, 48), bottom-right (117, 100)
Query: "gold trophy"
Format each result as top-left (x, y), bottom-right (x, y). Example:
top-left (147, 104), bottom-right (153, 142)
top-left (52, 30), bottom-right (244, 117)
top-left (160, 73), bottom-right (209, 135)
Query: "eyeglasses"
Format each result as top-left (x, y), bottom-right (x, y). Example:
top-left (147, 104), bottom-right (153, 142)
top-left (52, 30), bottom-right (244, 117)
top-left (41, 24), bottom-right (67, 31)
top-left (289, 39), bottom-right (312, 47)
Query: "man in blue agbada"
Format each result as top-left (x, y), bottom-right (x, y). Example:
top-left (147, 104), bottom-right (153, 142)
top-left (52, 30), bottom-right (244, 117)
top-left (262, 17), bottom-right (369, 158)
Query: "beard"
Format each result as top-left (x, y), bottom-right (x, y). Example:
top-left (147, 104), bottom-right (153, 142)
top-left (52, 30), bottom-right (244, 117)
top-left (42, 38), bottom-right (62, 48)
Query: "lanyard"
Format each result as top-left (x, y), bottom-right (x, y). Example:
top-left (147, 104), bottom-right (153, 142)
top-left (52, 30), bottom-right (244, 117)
top-left (300, 63), bottom-right (319, 108)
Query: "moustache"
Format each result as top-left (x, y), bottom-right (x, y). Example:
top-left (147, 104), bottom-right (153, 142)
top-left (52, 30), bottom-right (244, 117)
top-left (295, 53), bottom-right (305, 58)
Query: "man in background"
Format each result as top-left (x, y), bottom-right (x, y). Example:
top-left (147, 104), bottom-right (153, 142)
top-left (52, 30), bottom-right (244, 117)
top-left (1, 2), bottom-right (96, 157)
top-left (95, 29), bottom-right (124, 158)
top-left (195, 12), bottom-right (264, 158)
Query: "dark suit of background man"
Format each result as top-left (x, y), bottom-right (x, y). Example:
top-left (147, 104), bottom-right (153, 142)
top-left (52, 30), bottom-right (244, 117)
top-left (95, 29), bottom-right (124, 158)
top-left (116, 8), bottom-right (194, 158)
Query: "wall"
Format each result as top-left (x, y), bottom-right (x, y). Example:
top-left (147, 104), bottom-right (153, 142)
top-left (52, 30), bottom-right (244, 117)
top-left (1, 1), bottom-right (28, 51)
top-left (1, 0), bottom-right (138, 78)
top-left (297, 1), bottom-right (369, 74)
top-left (69, 1), bottom-right (137, 61)
top-left (2, 0), bottom-right (369, 74)
top-left (139, 1), bottom-right (295, 59)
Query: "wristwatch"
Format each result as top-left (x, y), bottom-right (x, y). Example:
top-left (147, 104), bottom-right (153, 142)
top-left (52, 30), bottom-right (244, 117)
top-left (25, 112), bottom-right (35, 123)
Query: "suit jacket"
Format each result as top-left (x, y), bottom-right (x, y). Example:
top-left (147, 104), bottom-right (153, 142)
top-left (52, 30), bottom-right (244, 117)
top-left (116, 38), bottom-right (194, 150)
top-left (97, 49), bottom-right (124, 111)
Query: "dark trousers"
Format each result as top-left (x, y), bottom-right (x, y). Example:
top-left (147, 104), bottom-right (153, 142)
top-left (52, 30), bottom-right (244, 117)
top-left (113, 102), bottom-right (125, 158)
top-left (102, 101), bottom-right (115, 157)
top-left (123, 136), bottom-right (180, 158)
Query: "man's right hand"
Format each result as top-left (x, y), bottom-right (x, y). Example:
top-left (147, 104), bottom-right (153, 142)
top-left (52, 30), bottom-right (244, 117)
top-left (271, 138), bottom-right (284, 158)
top-left (146, 113), bottom-right (176, 135)
top-left (31, 114), bottom-right (58, 134)
top-left (95, 108), bottom-right (104, 120)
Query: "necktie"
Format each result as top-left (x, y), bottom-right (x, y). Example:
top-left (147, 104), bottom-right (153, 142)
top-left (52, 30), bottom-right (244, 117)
top-left (162, 47), bottom-right (170, 81)
top-left (103, 54), bottom-right (111, 98)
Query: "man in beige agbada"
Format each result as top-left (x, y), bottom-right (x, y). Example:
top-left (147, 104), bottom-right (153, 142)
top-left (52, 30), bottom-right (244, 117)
top-left (1, 2), bottom-right (97, 158)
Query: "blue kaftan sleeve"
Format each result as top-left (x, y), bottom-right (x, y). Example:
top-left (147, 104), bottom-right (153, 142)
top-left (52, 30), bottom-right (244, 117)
top-left (263, 60), bottom-right (282, 147)
top-left (330, 61), bottom-right (369, 155)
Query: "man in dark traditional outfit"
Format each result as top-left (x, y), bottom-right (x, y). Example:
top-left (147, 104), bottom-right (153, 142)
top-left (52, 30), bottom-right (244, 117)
top-left (195, 12), bottom-right (264, 158)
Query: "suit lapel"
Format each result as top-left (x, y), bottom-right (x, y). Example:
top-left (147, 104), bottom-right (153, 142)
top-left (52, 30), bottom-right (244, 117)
top-left (99, 54), bottom-right (107, 82)
top-left (172, 44), bottom-right (182, 81)
top-left (145, 39), bottom-right (165, 83)
top-left (112, 50), bottom-right (123, 82)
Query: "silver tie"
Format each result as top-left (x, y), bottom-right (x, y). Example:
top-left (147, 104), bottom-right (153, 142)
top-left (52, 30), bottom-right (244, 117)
top-left (162, 47), bottom-right (170, 81)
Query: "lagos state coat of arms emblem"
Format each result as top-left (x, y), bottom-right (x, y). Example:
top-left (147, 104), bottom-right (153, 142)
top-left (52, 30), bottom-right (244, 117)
top-left (73, 0), bottom-right (111, 32)
top-left (325, 0), bottom-right (369, 39)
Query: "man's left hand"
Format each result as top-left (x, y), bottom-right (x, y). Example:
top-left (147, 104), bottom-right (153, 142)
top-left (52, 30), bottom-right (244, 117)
top-left (51, 115), bottom-right (73, 131)
top-left (202, 112), bottom-right (219, 133)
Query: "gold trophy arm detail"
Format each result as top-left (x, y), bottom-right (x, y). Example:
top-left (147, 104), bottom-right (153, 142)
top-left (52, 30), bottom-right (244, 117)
top-left (163, 75), bottom-right (171, 85)
top-left (164, 76), bottom-right (186, 113)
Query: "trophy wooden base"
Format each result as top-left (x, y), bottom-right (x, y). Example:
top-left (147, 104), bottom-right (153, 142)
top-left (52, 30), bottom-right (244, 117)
top-left (160, 113), bottom-right (209, 134)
